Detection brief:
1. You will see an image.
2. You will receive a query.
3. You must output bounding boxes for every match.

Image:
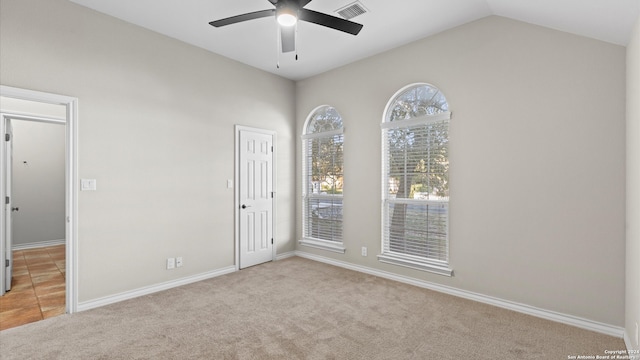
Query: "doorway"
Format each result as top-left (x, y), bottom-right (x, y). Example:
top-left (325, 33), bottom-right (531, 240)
top-left (235, 126), bottom-right (276, 269)
top-left (0, 114), bottom-right (66, 329)
top-left (0, 86), bottom-right (78, 324)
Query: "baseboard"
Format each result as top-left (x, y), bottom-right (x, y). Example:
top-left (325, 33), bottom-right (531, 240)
top-left (276, 251), bottom-right (296, 261)
top-left (77, 266), bottom-right (236, 312)
top-left (295, 251), bottom-right (625, 338)
top-left (625, 331), bottom-right (640, 359)
top-left (12, 239), bottom-right (65, 251)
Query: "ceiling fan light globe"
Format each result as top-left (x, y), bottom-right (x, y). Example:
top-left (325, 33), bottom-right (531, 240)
top-left (277, 13), bottom-right (297, 26)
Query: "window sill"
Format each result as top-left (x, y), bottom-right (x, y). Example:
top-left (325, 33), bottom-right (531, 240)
top-left (377, 253), bottom-right (453, 277)
top-left (299, 238), bottom-right (346, 254)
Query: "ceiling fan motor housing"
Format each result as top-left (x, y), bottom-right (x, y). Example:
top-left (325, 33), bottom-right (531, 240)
top-left (276, 0), bottom-right (299, 26)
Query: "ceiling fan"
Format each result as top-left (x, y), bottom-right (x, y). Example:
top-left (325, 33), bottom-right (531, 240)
top-left (209, 0), bottom-right (364, 54)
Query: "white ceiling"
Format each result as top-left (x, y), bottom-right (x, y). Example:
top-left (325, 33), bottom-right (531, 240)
top-left (70, 0), bottom-right (639, 81)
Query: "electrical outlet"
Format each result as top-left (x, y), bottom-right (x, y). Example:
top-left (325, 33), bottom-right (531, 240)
top-left (166, 257), bottom-right (175, 270)
top-left (361, 247), bottom-right (367, 256)
top-left (176, 257), bottom-right (183, 268)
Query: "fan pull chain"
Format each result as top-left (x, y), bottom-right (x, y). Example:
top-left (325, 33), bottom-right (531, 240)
top-left (295, 21), bottom-right (299, 61)
top-left (276, 21), bottom-right (281, 69)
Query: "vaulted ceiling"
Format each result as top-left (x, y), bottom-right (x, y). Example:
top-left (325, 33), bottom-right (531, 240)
top-left (70, 0), bottom-right (639, 80)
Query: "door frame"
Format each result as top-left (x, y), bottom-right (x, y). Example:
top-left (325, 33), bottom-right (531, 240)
top-left (234, 125), bottom-right (277, 270)
top-left (2, 117), bottom-right (12, 293)
top-left (0, 85), bottom-right (78, 313)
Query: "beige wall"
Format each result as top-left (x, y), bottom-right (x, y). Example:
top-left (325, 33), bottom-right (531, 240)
top-left (0, 97), bottom-right (67, 119)
top-left (0, 0), bottom-right (296, 302)
top-left (296, 16), bottom-right (627, 327)
top-left (626, 14), bottom-right (640, 352)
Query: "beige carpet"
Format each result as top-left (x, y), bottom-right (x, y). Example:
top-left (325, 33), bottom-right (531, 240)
top-left (0, 257), bottom-right (626, 359)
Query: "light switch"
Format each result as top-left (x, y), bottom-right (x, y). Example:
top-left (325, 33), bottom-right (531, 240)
top-left (81, 179), bottom-right (97, 191)
top-left (227, 179), bottom-right (233, 189)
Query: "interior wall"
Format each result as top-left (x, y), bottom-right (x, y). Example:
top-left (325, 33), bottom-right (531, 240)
top-left (626, 14), bottom-right (640, 352)
top-left (0, 97), bottom-right (67, 119)
top-left (296, 16), bottom-right (626, 327)
top-left (0, 0), bottom-right (296, 302)
top-left (11, 120), bottom-right (65, 247)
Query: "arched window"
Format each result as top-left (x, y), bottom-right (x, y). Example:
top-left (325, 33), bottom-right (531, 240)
top-left (300, 106), bottom-right (344, 252)
top-left (379, 84), bottom-right (452, 276)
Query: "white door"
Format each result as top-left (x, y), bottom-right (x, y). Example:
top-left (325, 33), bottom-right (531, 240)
top-left (2, 119), bottom-right (13, 293)
top-left (238, 129), bottom-right (274, 269)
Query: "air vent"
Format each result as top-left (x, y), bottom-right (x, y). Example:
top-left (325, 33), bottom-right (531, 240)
top-left (336, 1), bottom-right (368, 20)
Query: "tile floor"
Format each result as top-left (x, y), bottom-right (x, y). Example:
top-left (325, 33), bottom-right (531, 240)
top-left (0, 245), bottom-right (66, 331)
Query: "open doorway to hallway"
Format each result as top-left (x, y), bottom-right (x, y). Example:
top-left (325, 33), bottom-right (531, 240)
top-left (0, 96), bottom-right (67, 330)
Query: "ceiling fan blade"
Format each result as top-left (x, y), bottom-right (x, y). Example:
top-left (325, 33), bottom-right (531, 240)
top-left (298, 8), bottom-right (363, 35)
top-left (267, 0), bottom-right (278, 4)
top-left (209, 9), bottom-right (275, 27)
top-left (281, 26), bottom-right (295, 53)
top-left (298, 0), bottom-right (312, 8)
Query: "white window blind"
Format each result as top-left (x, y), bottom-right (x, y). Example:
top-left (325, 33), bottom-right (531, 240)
top-left (302, 107), bottom-right (344, 246)
top-left (303, 134), bottom-right (343, 242)
top-left (380, 84), bottom-right (452, 274)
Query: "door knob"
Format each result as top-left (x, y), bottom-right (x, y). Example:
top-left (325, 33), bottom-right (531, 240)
top-left (241, 204), bottom-right (251, 209)
top-left (11, 207), bottom-right (19, 212)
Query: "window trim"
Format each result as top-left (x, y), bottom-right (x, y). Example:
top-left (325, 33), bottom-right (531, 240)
top-left (300, 105), bottom-right (345, 253)
top-left (379, 83), bottom-right (453, 276)
top-left (377, 253), bottom-right (453, 276)
top-left (299, 238), bottom-right (346, 253)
